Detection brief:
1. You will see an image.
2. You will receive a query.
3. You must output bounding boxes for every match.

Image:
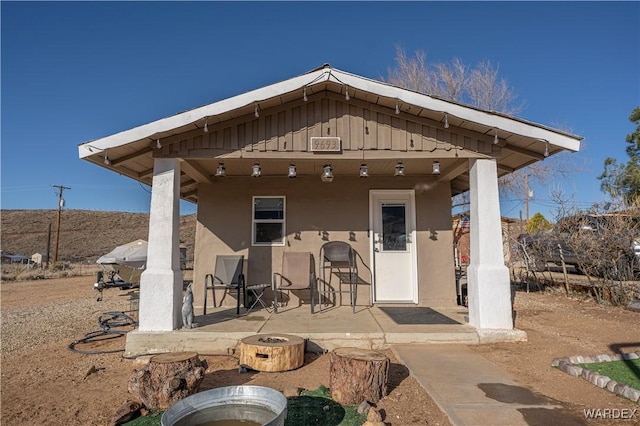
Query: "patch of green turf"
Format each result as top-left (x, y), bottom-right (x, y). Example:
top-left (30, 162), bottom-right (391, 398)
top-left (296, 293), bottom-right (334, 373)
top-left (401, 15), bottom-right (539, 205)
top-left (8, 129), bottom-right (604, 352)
top-left (579, 359), bottom-right (640, 390)
top-left (122, 409), bottom-right (162, 426)
top-left (124, 386), bottom-right (367, 426)
top-left (287, 385), bottom-right (367, 426)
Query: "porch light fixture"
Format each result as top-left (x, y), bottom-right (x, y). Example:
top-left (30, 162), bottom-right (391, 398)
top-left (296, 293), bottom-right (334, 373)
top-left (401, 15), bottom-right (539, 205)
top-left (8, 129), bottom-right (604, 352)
top-left (254, 104), bottom-right (260, 118)
top-left (395, 100), bottom-right (400, 115)
top-left (321, 164), bottom-right (334, 182)
top-left (288, 164), bottom-right (297, 178)
top-left (394, 161), bottom-right (405, 176)
top-left (544, 141), bottom-right (549, 157)
top-left (494, 129), bottom-right (499, 145)
top-left (303, 86), bottom-right (308, 102)
top-left (156, 139), bottom-right (161, 149)
top-left (444, 113), bottom-right (450, 129)
top-left (432, 160), bottom-right (441, 175)
top-left (359, 163), bottom-right (369, 178)
top-left (204, 119), bottom-right (208, 133)
top-left (215, 163), bottom-right (226, 177)
top-left (251, 163), bottom-right (261, 178)
top-left (345, 86), bottom-right (350, 101)
top-left (103, 151), bottom-right (110, 165)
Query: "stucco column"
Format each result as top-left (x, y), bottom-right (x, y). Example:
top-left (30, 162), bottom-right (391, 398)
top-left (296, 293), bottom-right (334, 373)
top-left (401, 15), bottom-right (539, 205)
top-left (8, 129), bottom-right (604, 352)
top-left (138, 158), bottom-right (183, 331)
top-left (467, 158), bottom-right (513, 330)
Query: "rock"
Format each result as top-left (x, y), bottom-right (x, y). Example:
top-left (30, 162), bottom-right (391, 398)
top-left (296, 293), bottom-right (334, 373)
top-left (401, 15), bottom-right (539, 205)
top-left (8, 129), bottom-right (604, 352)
top-left (357, 400), bottom-right (372, 415)
top-left (565, 365), bottom-right (582, 377)
top-left (363, 421), bottom-right (385, 426)
top-left (613, 383), bottom-right (628, 396)
top-left (626, 300), bottom-right (640, 312)
top-left (111, 400), bottom-right (141, 425)
top-left (367, 408), bottom-right (383, 422)
top-left (622, 387), bottom-right (640, 402)
top-left (595, 375), bottom-right (610, 388)
top-left (283, 386), bottom-right (301, 397)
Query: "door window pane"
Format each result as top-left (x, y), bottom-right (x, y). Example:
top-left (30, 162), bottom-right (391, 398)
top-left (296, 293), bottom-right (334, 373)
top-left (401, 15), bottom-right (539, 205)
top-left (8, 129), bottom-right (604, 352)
top-left (382, 204), bottom-right (406, 251)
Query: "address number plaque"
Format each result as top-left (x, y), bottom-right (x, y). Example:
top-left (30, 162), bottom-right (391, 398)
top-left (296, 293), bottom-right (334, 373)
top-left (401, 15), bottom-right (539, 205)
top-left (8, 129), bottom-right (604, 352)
top-left (310, 137), bottom-right (341, 152)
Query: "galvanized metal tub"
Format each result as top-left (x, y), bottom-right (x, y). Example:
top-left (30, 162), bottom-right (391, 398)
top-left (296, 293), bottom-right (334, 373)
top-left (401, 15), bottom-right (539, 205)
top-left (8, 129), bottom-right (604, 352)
top-left (161, 385), bottom-right (287, 426)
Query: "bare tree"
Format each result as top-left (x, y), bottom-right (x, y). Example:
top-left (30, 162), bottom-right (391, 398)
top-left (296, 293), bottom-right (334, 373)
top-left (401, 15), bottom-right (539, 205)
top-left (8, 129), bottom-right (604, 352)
top-left (386, 49), bottom-right (433, 95)
top-left (467, 61), bottom-right (523, 114)
top-left (384, 45), bottom-right (523, 115)
top-left (385, 45), bottom-right (579, 211)
top-left (516, 192), bottom-right (640, 305)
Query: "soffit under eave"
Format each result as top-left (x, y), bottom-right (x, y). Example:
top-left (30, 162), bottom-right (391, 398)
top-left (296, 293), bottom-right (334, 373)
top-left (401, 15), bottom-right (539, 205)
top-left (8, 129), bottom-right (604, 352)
top-left (84, 116), bottom-right (568, 194)
top-left (78, 65), bottom-right (583, 198)
top-left (81, 119), bottom-right (574, 187)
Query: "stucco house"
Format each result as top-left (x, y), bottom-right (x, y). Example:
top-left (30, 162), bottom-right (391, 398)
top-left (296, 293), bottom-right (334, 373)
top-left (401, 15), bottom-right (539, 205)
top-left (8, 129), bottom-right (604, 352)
top-left (78, 64), bottom-right (581, 349)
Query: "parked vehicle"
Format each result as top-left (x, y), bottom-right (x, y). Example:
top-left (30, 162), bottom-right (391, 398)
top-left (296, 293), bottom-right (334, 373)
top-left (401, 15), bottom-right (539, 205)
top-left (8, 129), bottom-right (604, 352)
top-left (517, 213), bottom-right (640, 280)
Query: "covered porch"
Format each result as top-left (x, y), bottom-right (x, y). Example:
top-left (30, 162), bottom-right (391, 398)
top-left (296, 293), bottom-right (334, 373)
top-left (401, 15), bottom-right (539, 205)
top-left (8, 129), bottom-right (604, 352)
top-left (78, 64), bottom-right (582, 353)
top-left (124, 302), bottom-right (526, 358)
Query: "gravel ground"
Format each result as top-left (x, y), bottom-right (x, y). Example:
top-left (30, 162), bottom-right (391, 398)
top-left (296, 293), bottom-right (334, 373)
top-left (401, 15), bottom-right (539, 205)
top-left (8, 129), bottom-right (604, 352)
top-left (2, 297), bottom-right (131, 354)
top-left (1, 276), bottom-right (452, 426)
top-left (4, 274), bottom-right (639, 426)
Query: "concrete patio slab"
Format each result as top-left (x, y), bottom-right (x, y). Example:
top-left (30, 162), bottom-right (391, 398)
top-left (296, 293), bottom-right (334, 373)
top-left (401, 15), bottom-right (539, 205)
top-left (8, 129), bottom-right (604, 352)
top-left (124, 304), bottom-right (525, 357)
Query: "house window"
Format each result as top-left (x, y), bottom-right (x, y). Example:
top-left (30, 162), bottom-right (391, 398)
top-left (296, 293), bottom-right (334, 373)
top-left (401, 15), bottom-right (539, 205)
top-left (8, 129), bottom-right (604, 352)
top-left (252, 196), bottom-right (285, 246)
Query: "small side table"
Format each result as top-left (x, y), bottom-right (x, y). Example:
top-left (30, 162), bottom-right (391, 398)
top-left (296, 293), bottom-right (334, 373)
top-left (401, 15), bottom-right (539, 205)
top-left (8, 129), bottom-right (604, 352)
top-left (244, 283), bottom-right (271, 313)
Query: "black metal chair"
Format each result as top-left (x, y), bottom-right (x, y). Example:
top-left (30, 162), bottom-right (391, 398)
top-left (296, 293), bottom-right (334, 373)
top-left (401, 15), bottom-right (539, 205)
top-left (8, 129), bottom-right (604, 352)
top-left (272, 251), bottom-right (315, 313)
top-left (203, 255), bottom-right (245, 315)
top-left (317, 241), bottom-right (357, 313)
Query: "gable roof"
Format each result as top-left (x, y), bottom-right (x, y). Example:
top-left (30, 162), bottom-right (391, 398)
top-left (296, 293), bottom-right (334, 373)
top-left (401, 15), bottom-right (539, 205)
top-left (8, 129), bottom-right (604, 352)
top-left (78, 64), bottom-right (582, 202)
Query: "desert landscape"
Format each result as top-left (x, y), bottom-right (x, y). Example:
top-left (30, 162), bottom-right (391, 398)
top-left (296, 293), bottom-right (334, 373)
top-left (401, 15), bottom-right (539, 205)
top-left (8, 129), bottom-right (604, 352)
top-left (1, 210), bottom-right (639, 425)
top-left (1, 274), bottom-right (639, 425)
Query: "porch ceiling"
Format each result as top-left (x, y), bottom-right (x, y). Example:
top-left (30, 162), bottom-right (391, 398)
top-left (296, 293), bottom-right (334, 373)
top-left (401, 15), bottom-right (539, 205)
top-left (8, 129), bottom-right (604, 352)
top-left (78, 64), bottom-right (583, 203)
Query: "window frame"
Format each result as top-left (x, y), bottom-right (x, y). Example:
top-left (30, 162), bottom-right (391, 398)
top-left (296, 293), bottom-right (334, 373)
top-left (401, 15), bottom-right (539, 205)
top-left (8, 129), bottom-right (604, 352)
top-left (251, 196), bottom-right (286, 247)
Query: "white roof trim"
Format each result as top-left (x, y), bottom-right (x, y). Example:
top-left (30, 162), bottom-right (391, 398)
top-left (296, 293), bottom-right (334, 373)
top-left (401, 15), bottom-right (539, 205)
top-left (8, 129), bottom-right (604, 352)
top-left (79, 65), bottom-right (581, 159)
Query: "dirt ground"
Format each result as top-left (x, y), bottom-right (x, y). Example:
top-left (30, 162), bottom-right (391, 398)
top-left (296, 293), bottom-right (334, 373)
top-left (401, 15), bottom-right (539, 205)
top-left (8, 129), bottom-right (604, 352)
top-left (1, 275), bottom-right (639, 426)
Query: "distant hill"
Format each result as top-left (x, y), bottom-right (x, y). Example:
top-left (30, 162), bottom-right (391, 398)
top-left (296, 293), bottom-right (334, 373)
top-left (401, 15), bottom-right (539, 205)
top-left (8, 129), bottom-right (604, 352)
top-left (1, 210), bottom-right (196, 263)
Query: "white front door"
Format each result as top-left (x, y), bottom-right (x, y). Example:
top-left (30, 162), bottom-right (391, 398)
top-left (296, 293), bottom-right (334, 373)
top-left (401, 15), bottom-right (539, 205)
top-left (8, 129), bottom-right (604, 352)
top-left (370, 190), bottom-right (417, 303)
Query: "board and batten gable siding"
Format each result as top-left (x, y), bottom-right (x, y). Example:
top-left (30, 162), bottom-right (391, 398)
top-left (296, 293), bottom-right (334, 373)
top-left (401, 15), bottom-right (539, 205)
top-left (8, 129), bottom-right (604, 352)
top-left (155, 92), bottom-right (497, 158)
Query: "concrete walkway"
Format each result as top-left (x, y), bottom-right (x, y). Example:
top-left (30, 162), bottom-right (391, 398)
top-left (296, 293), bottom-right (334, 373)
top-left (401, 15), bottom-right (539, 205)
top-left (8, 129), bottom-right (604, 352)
top-left (392, 344), bottom-right (589, 426)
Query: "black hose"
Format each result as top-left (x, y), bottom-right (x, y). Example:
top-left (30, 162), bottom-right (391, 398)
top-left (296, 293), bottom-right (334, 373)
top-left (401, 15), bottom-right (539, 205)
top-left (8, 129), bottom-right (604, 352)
top-left (68, 311), bottom-right (137, 355)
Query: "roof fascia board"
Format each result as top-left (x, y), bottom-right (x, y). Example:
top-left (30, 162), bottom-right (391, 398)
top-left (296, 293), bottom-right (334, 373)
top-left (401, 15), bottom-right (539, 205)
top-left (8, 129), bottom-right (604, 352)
top-left (78, 68), bottom-right (332, 158)
top-left (79, 66), bottom-right (581, 160)
top-left (329, 69), bottom-right (582, 152)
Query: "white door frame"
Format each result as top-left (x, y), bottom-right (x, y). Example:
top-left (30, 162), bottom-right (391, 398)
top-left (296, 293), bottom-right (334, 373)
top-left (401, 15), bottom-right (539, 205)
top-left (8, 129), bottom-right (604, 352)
top-left (369, 189), bottom-right (418, 303)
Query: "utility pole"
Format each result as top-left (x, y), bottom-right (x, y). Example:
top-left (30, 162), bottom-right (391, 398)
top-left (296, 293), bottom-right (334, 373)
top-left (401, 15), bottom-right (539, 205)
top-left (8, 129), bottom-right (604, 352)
top-left (524, 174), bottom-right (530, 222)
top-left (52, 185), bottom-right (70, 264)
top-left (45, 223), bottom-right (52, 269)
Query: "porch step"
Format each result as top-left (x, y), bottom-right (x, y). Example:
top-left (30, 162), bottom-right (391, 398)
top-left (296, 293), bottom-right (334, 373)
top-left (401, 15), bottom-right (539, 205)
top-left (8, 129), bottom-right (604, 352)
top-left (123, 306), bottom-right (521, 358)
top-left (124, 329), bottom-right (481, 358)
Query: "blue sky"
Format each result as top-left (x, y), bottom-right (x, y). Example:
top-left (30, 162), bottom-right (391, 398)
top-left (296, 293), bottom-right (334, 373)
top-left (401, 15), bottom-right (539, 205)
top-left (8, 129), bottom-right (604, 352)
top-left (2, 1), bottom-right (638, 220)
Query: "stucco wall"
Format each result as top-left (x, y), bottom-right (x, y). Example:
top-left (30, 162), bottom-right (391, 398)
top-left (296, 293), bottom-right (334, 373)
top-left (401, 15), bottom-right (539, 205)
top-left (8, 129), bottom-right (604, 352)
top-left (193, 175), bottom-right (457, 313)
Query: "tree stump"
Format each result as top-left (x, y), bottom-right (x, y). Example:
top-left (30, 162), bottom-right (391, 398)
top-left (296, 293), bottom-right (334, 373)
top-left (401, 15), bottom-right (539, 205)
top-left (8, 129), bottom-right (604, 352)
top-left (329, 347), bottom-right (389, 405)
top-left (128, 351), bottom-right (207, 410)
top-left (240, 334), bottom-right (305, 372)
